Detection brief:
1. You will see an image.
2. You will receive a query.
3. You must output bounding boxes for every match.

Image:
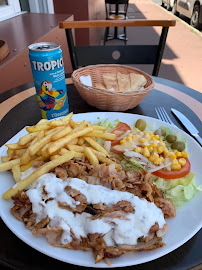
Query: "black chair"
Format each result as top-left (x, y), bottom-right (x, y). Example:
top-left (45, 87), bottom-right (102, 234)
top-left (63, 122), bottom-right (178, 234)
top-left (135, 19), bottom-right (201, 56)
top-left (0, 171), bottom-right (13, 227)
top-left (104, 0), bottom-right (129, 44)
top-left (59, 19), bottom-right (176, 77)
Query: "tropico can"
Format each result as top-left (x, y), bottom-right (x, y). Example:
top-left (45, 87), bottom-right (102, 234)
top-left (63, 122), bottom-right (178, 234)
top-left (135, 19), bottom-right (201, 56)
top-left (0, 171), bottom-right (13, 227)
top-left (28, 42), bottom-right (69, 120)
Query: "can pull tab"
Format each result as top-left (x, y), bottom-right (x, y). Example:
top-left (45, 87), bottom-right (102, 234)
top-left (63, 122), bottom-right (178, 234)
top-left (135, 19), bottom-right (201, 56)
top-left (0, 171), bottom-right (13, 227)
top-left (37, 45), bottom-right (50, 50)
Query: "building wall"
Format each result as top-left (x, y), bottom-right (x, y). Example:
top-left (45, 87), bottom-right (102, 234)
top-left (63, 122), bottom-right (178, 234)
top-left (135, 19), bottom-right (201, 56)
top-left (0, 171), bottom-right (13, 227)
top-left (54, 0), bottom-right (105, 45)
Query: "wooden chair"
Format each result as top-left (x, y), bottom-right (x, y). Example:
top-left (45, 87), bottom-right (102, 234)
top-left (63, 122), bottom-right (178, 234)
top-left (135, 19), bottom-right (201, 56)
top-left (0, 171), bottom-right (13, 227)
top-left (59, 19), bottom-right (176, 77)
top-left (104, 0), bottom-right (129, 44)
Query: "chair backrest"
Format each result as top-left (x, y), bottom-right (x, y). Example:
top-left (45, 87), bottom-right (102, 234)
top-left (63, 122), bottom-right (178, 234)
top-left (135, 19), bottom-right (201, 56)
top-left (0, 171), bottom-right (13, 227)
top-left (105, 0), bottom-right (129, 17)
top-left (59, 20), bottom-right (176, 76)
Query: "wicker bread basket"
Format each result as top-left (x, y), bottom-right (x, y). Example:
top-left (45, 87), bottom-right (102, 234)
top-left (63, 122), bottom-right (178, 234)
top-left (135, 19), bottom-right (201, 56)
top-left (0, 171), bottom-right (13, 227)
top-left (72, 64), bottom-right (155, 111)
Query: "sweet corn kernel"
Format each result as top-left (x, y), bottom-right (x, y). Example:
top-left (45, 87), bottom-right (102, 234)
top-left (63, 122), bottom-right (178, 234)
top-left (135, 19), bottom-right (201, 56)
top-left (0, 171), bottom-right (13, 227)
top-left (163, 149), bottom-right (169, 157)
top-left (157, 146), bottom-right (164, 154)
top-left (143, 147), bottom-right (150, 157)
top-left (149, 156), bottom-right (155, 162)
top-left (126, 136), bottom-right (131, 142)
top-left (139, 138), bottom-right (145, 143)
top-left (169, 152), bottom-right (176, 159)
top-left (173, 149), bottom-right (178, 153)
top-left (148, 146), bottom-right (153, 152)
top-left (153, 158), bottom-right (161, 165)
top-left (178, 158), bottom-right (186, 166)
top-left (132, 136), bottom-right (136, 140)
top-left (182, 151), bottom-right (188, 158)
top-left (159, 139), bottom-right (163, 142)
top-left (150, 143), bottom-right (157, 148)
top-left (151, 152), bottom-right (159, 158)
top-left (142, 144), bottom-right (149, 148)
top-left (154, 134), bottom-right (159, 139)
top-left (172, 158), bottom-right (179, 165)
top-left (134, 147), bottom-right (142, 153)
top-left (160, 156), bottom-right (164, 163)
top-left (171, 163), bottom-right (181, 170)
top-left (176, 151), bottom-right (182, 157)
top-left (120, 140), bottom-right (125, 145)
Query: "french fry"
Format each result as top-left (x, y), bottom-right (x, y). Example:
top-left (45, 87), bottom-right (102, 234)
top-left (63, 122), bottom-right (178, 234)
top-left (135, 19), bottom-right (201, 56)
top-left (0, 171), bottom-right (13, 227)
top-left (36, 119), bottom-right (48, 125)
top-left (84, 130), bottom-right (116, 140)
top-left (50, 154), bottom-right (61, 161)
top-left (84, 147), bottom-right (99, 165)
top-left (35, 149), bottom-right (42, 157)
top-left (15, 149), bottom-right (27, 157)
top-left (72, 120), bottom-right (88, 132)
top-left (58, 148), bottom-right (69, 155)
top-left (48, 119), bottom-right (65, 127)
top-left (28, 127), bottom-right (63, 156)
top-left (61, 112), bottom-right (73, 123)
top-left (83, 137), bottom-right (108, 155)
top-left (47, 126), bottom-right (93, 155)
top-left (67, 144), bottom-right (85, 152)
top-left (20, 156), bottom-right (45, 172)
top-left (91, 125), bottom-right (108, 130)
top-left (0, 158), bottom-right (20, 172)
top-left (90, 148), bottom-right (107, 157)
top-left (18, 132), bottom-right (39, 146)
top-left (69, 119), bottom-right (77, 129)
top-left (7, 149), bottom-right (15, 157)
top-left (26, 124), bottom-right (51, 133)
top-left (41, 142), bottom-right (53, 158)
top-left (3, 151), bottom-right (75, 200)
top-left (20, 130), bottom-right (44, 165)
top-left (51, 126), bottom-right (72, 141)
top-left (11, 165), bottom-right (22, 183)
top-left (5, 143), bottom-right (27, 150)
top-left (1, 156), bottom-right (11, 163)
top-left (73, 152), bottom-right (85, 158)
top-left (77, 137), bottom-right (85, 146)
top-left (68, 138), bottom-right (78, 145)
top-left (45, 126), bottom-right (62, 136)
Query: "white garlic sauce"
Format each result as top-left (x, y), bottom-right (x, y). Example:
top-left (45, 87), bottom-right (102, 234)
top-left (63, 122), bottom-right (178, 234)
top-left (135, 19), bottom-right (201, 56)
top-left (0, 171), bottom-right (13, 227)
top-left (26, 173), bottom-right (166, 246)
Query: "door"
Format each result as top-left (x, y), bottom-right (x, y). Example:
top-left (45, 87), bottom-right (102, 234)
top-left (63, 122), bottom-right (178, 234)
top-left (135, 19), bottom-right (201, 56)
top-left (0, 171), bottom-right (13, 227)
top-left (177, 0), bottom-right (191, 16)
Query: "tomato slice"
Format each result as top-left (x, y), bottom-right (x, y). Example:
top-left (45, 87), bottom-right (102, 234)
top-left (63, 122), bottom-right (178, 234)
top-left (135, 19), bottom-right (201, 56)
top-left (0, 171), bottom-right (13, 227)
top-left (111, 122), bottom-right (131, 146)
top-left (152, 158), bottom-right (191, 180)
top-left (110, 148), bottom-right (124, 154)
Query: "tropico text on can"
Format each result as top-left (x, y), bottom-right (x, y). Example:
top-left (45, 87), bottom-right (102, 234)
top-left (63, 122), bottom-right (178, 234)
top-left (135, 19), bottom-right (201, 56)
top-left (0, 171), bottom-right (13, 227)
top-left (28, 42), bottom-right (69, 120)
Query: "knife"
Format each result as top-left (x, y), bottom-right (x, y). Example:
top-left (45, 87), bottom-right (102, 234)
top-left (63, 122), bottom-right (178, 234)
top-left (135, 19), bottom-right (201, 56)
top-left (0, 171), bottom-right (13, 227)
top-left (171, 108), bottom-right (202, 146)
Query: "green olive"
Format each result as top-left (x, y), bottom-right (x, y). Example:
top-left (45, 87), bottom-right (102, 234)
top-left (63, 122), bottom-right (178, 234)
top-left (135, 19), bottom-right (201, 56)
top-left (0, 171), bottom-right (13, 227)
top-left (166, 134), bottom-right (177, 143)
top-left (154, 128), bottom-right (166, 137)
top-left (135, 119), bottom-right (146, 131)
top-left (171, 141), bottom-right (185, 151)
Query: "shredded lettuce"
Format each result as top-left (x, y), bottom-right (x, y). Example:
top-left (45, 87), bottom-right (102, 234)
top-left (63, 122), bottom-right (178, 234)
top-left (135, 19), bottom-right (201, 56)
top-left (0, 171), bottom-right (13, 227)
top-left (121, 158), bottom-right (144, 171)
top-left (145, 121), bottom-right (156, 132)
top-left (153, 173), bottom-right (201, 208)
top-left (95, 117), bottom-right (120, 132)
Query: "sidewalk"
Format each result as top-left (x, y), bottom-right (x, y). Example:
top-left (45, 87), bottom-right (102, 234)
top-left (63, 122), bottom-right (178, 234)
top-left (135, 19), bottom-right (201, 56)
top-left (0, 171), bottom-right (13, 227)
top-left (106, 0), bottom-right (202, 93)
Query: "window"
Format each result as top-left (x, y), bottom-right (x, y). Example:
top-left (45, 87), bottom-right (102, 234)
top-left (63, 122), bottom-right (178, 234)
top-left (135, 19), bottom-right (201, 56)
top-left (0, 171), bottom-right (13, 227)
top-left (0, 0), bottom-right (21, 21)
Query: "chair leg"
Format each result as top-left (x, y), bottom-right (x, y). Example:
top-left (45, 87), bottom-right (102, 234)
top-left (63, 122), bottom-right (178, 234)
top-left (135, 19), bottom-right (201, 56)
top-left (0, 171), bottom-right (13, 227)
top-left (124, 27), bottom-right (127, 44)
top-left (104, 27), bottom-right (108, 45)
top-left (114, 27), bottom-right (118, 38)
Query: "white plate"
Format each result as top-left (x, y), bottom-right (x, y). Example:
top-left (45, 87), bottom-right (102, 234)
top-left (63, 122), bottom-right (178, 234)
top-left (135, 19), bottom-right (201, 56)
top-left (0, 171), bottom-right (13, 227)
top-left (0, 112), bottom-right (201, 268)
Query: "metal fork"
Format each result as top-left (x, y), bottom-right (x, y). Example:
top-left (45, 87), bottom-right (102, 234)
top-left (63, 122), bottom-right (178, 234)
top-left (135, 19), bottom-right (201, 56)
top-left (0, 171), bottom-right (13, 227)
top-left (155, 107), bottom-right (176, 126)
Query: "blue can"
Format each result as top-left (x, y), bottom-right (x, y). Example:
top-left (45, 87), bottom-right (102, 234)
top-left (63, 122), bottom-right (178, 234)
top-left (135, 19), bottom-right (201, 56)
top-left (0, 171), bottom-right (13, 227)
top-left (28, 42), bottom-right (69, 120)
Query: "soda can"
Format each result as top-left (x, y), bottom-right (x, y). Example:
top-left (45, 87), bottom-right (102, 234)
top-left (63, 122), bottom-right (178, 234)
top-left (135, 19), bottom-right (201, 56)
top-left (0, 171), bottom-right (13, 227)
top-left (28, 42), bottom-right (69, 120)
